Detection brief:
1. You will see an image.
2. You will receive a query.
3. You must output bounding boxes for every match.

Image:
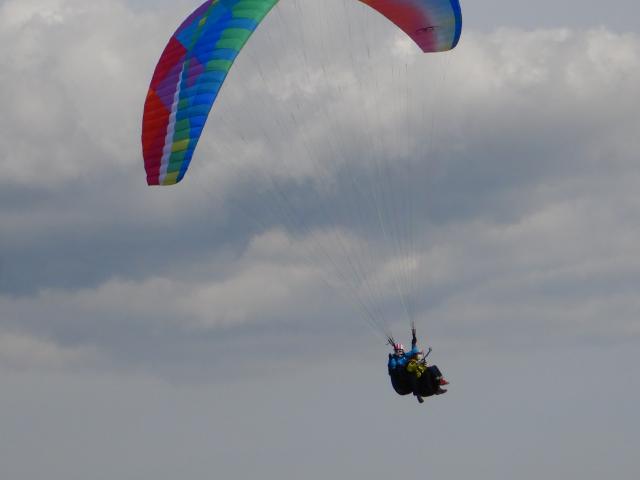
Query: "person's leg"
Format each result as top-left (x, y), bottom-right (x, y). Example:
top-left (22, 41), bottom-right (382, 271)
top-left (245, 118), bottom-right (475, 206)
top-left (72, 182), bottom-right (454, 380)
top-left (428, 365), bottom-right (450, 385)
top-left (409, 371), bottom-right (424, 403)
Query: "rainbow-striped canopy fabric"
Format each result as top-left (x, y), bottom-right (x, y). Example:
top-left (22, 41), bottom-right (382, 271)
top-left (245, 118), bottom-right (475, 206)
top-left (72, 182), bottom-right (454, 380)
top-left (142, 0), bottom-right (462, 186)
top-left (360, 0), bottom-right (462, 53)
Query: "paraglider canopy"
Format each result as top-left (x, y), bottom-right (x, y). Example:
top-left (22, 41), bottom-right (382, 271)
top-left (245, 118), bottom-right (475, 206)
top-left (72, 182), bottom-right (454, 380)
top-left (141, 0), bottom-right (462, 185)
top-left (359, 0), bottom-right (462, 53)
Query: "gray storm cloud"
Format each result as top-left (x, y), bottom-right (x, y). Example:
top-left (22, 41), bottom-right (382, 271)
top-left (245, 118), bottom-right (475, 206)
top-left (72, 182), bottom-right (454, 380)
top-left (0, 0), bottom-right (638, 377)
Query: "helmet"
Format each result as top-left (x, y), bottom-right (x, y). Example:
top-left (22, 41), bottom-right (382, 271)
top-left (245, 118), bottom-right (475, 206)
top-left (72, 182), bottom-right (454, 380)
top-left (393, 343), bottom-right (405, 354)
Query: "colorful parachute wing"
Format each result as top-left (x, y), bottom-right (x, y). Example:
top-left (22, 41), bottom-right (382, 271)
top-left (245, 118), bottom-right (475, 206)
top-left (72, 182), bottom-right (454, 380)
top-left (142, 0), bottom-right (279, 186)
top-left (358, 0), bottom-right (462, 52)
top-left (142, 0), bottom-right (462, 186)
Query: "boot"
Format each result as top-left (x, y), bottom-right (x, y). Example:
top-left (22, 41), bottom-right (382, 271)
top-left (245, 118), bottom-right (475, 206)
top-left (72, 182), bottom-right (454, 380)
top-left (436, 388), bottom-right (447, 395)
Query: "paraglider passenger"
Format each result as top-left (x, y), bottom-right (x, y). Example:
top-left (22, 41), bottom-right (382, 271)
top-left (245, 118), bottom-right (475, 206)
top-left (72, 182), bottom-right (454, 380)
top-left (388, 325), bottom-right (449, 403)
top-left (388, 341), bottom-right (420, 373)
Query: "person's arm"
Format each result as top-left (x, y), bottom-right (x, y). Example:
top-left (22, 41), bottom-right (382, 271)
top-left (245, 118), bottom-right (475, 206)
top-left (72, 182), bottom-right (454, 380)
top-left (406, 345), bottom-right (420, 359)
top-left (411, 324), bottom-right (417, 349)
top-left (388, 354), bottom-right (397, 372)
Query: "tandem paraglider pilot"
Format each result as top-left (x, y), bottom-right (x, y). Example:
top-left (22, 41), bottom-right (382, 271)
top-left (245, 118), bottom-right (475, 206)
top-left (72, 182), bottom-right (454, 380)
top-left (387, 325), bottom-right (449, 404)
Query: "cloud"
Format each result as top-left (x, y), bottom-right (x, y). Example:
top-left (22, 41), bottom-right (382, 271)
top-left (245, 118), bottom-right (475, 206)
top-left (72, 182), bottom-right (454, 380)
top-left (0, 331), bottom-right (98, 370)
top-left (0, 0), bottom-right (639, 377)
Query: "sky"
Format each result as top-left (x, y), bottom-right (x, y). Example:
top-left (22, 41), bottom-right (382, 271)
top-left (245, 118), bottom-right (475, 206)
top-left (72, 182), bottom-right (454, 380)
top-left (1, 1), bottom-right (639, 479)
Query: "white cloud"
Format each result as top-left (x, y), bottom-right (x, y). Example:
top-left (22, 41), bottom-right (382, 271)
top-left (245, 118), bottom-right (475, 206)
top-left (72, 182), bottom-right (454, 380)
top-left (0, 0), bottom-right (163, 184)
top-left (0, 331), bottom-right (97, 369)
top-left (0, 0), bottom-right (638, 373)
top-left (0, 0), bottom-right (69, 30)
